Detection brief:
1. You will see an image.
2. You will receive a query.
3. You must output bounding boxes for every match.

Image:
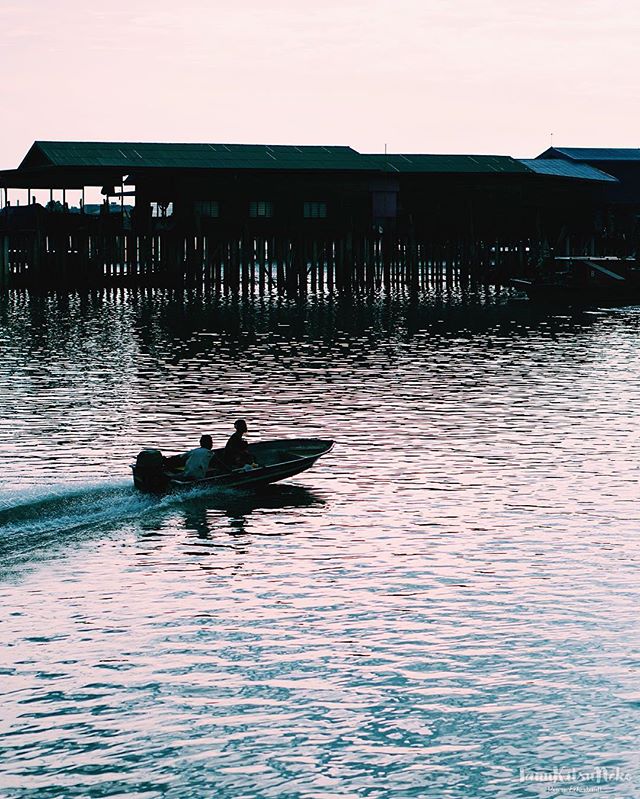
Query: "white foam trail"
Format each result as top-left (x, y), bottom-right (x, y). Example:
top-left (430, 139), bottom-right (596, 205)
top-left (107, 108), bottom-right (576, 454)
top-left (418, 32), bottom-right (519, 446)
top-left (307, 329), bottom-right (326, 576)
top-left (0, 479), bottom-right (240, 545)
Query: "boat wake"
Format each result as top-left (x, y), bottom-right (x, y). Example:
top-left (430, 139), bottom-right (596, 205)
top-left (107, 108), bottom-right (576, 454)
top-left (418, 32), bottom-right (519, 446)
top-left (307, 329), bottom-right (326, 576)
top-left (0, 479), bottom-right (323, 577)
top-left (0, 480), bottom-right (240, 576)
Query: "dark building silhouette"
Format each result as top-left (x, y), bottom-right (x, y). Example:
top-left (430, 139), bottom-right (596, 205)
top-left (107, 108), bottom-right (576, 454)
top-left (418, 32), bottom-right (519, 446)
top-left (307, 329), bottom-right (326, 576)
top-left (536, 148), bottom-right (640, 252)
top-left (0, 140), bottom-right (631, 290)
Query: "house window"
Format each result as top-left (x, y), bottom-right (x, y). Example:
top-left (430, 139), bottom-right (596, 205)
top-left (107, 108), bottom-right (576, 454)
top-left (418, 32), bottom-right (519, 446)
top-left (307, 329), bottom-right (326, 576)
top-left (304, 201), bottom-right (327, 219)
top-left (249, 200), bottom-right (273, 218)
top-left (152, 201), bottom-right (174, 218)
top-left (194, 200), bottom-right (220, 218)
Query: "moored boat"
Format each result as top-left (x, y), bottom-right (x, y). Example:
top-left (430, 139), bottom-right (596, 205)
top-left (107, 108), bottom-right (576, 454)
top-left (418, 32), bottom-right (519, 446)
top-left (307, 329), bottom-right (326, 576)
top-left (512, 256), bottom-right (640, 304)
top-left (131, 438), bottom-right (334, 493)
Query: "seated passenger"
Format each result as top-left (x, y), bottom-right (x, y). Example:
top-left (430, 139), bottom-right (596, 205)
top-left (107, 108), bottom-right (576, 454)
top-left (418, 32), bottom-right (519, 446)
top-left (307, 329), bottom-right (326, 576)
top-left (225, 419), bottom-right (253, 468)
top-left (183, 434), bottom-right (214, 480)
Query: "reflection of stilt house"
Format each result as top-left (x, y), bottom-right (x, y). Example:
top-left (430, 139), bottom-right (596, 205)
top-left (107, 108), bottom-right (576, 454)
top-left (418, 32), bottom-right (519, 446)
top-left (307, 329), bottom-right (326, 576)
top-left (0, 140), bottom-right (624, 291)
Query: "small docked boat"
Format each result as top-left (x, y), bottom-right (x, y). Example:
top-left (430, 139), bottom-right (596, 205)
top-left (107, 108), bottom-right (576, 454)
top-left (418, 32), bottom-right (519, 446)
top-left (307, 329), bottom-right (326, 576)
top-left (132, 438), bottom-right (334, 493)
top-left (512, 256), bottom-right (640, 304)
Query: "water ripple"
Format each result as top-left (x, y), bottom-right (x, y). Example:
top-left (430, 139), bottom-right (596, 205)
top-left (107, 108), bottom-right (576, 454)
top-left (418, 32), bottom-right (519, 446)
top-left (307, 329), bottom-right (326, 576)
top-left (2, 290), bottom-right (640, 797)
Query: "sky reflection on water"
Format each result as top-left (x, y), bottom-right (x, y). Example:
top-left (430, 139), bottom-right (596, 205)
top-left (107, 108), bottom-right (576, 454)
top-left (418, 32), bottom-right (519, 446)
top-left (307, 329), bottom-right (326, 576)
top-left (1, 288), bottom-right (640, 798)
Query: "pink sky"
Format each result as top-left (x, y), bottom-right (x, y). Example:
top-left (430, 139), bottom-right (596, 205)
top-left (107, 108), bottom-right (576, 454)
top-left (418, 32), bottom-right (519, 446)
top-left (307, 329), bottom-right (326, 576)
top-left (1, 0), bottom-right (638, 169)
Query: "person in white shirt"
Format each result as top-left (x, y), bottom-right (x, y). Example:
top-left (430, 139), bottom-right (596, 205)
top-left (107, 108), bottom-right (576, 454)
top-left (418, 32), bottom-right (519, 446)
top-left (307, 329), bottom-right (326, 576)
top-left (183, 435), bottom-right (214, 479)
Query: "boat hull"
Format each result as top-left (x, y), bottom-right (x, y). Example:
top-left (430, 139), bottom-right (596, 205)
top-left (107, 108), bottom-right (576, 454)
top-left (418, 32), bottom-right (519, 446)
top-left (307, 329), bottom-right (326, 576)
top-left (513, 279), bottom-right (639, 304)
top-left (132, 438), bottom-right (334, 494)
top-left (512, 257), bottom-right (640, 306)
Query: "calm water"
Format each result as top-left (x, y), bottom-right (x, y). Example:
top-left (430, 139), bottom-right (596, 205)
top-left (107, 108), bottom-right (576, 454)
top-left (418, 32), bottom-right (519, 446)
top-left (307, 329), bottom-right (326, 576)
top-left (2, 288), bottom-right (640, 798)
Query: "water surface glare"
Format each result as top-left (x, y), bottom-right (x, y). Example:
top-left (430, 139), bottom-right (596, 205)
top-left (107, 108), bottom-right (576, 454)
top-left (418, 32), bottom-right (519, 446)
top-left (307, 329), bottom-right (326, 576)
top-left (1, 289), bottom-right (640, 798)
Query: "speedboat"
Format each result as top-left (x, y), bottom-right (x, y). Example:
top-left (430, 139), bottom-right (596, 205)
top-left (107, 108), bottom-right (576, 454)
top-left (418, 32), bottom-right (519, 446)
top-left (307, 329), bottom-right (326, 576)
top-left (131, 438), bottom-right (334, 493)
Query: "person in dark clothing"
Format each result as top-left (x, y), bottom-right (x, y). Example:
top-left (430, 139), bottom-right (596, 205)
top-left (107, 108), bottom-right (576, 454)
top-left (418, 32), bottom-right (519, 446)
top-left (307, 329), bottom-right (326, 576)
top-left (225, 419), bottom-right (253, 468)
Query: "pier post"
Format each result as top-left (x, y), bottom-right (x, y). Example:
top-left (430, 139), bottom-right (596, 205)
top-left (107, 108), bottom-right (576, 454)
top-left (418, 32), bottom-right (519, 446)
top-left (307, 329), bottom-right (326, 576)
top-left (408, 225), bottom-right (419, 291)
top-left (0, 234), bottom-right (9, 288)
top-left (327, 239), bottom-right (334, 293)
top-left (310, 240), bottom-right (317, 293)
top-left (298, 235), bottom-right (307, 295)
top-left (382, 231), bottom-right (391, 291)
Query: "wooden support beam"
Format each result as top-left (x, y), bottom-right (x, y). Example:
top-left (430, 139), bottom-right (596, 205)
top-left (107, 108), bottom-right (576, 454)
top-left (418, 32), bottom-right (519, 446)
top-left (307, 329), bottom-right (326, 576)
top-left (0, 234), bottom-right (9, 288)
top-left (276, 238), bottom-right (285, 295)
top-left (310, 240), bottom-right (318, 293)
top-left (258, 237), bottom-right (266, 295)
top-left (298, 235), bottom-right (307, 295)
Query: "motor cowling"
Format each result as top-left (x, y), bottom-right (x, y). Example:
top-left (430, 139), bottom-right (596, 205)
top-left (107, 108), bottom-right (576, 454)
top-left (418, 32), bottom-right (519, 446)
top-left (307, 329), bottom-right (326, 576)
top-left (136, 448), bottom-right (164, 472)
top-left (134, 449), bottom-right (166, 492)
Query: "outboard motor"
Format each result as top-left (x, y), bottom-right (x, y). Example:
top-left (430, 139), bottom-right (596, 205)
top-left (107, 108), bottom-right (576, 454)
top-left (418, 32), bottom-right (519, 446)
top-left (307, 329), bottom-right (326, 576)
top-left (133, 448), bottom-right (167, 493)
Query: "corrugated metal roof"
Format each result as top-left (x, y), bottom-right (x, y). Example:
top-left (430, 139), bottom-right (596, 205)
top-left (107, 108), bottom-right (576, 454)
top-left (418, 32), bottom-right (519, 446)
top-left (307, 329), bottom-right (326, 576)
top-left (17, 143), bottom-right (533, 175)
top-left (543, 147), bottom-right (640, 162)
top-left (359, 153), bottom-right (530, 174)
top-left (20, 141), bottom-right (369, 171)
top-left (519, 159), bottom-right (618, 182)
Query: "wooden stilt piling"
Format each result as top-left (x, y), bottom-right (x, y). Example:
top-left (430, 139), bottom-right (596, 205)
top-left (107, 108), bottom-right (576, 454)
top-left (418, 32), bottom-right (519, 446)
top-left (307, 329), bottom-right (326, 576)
top-left (0, 234), bottom-right (8, 288)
